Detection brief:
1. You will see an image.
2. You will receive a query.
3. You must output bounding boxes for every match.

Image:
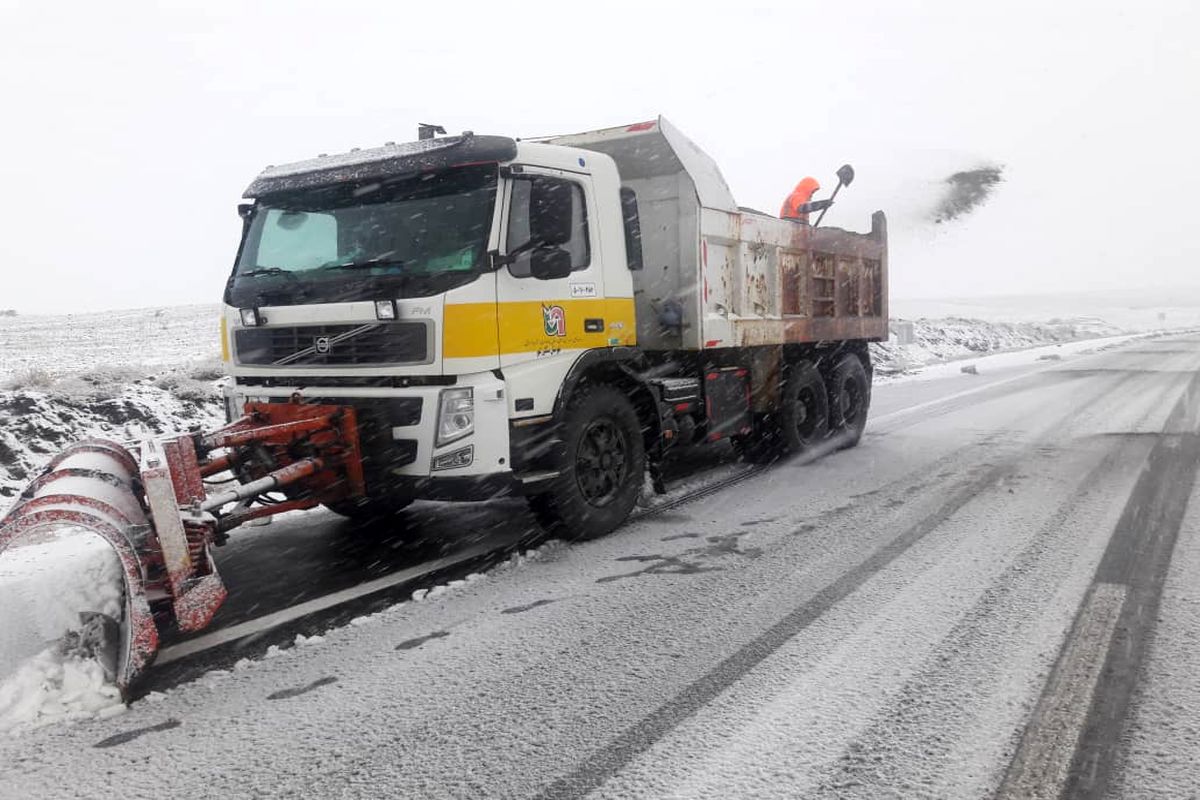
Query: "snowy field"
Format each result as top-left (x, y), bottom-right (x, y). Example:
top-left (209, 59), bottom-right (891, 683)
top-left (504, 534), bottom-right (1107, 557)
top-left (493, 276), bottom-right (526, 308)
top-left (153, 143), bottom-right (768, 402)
top-left (0, 304), bottom-right (222, 384)
top-left (891, 287), bottom-right (1200, 333)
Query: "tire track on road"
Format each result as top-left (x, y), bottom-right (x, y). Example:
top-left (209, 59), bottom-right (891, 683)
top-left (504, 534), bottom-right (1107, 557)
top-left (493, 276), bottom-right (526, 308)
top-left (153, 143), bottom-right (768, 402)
top-left (997, 369), bottom-right (1200, 800)
top-left (807, 430), bottom-right (1156, 798)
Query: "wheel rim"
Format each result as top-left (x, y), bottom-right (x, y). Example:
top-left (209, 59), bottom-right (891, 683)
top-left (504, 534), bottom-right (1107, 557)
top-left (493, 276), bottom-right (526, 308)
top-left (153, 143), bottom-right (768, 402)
top-left (839, 377), bottom-right (864, 426)
top-left (793, 385), bottom-right (823, 440)
top-left (574, 417), bottom-right (629, 507)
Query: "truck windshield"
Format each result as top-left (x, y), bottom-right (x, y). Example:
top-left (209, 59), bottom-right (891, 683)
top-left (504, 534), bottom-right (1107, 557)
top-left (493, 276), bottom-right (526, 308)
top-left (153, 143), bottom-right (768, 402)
top-left (226, 165), bottom-right (497, 304)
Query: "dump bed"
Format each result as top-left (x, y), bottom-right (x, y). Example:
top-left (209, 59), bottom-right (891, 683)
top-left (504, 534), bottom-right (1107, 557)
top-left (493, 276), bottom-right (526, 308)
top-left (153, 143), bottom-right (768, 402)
top-left (548, 117), bottom-right (888, 352)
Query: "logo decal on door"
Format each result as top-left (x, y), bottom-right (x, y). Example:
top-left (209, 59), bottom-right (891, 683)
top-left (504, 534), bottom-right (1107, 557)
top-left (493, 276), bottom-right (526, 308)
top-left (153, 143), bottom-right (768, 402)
top-left (542, 305), bottom-right (567, 337)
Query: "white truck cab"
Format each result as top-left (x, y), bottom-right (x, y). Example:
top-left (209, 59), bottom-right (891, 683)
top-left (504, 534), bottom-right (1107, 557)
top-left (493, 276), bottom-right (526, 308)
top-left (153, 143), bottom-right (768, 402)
top-left (223, 133), bottom-right (636, 506)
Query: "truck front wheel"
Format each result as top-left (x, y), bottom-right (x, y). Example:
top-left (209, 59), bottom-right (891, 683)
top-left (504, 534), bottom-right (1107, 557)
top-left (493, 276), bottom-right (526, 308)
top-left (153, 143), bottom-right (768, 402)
top-left (528, 384), bottom-right (645, 541)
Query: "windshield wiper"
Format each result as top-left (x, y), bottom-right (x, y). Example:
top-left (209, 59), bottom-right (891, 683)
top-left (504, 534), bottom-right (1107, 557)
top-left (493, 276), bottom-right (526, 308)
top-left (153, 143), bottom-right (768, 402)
top-left (322, 258), bottom-right (406, 271)
top-left (239, 267), bottom-right (301, 281)
top-left (235, 267), bottom-right (310, 300)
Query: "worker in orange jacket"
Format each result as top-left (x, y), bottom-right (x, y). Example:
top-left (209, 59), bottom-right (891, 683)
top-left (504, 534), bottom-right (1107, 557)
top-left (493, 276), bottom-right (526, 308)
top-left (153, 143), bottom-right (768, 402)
top-left (780, 176), bottom-right (821, 223)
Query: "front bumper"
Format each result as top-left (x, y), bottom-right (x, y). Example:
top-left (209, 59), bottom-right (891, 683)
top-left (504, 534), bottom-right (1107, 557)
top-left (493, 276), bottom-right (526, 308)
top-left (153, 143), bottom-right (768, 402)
top-left (224, 371), bottom-right (513, 499)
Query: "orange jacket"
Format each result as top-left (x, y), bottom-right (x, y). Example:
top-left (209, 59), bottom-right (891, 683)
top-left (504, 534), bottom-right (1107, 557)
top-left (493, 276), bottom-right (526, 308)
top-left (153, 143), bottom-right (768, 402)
top-left (780, 177), bottom-right (821, 222)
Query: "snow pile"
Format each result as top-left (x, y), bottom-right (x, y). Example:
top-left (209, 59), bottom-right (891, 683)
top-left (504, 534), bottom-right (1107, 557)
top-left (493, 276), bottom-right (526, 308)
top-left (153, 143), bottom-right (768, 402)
top-left (0, 364), bottom-right (226, 505)
top-left (870, 317), bottom-right (1123, 378)
top-left (0, 650), bottom-right (124, 734)
top-left (0, 304), bottom-right (226, 507)
top-left (0, 529), bottom-right (127, 733)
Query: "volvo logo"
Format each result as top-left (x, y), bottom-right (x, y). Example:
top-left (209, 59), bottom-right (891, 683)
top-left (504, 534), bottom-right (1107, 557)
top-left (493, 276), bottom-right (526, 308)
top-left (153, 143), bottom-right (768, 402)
top-left (272, 324), bottom-right (379, 367)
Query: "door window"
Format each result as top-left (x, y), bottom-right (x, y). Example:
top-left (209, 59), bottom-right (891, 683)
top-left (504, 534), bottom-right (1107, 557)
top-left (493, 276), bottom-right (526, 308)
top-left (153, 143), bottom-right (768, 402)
top-left (505, 175), bottom-right (590, 277)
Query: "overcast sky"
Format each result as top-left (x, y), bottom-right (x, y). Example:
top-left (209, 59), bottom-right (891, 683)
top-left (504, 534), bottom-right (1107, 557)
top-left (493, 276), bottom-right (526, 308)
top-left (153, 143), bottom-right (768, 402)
top-left (1, 0), bottom-right (1196, 313)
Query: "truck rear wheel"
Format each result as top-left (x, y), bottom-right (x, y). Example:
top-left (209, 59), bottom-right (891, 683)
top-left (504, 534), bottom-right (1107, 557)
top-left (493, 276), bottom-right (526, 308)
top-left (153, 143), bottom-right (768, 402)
top-left (735, 360), bottom-right (829, 462)
top-left (779, 361), bottom-right (830, 453)
top-left (528, 384), bottom-right (645, 541)
top-left (827, 354), bottom-right (870, 449)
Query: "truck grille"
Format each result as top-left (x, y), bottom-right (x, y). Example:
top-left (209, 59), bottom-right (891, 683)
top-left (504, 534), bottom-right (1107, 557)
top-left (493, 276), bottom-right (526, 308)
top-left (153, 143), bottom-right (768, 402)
top-left (235, 322), bottom-right (430, 366)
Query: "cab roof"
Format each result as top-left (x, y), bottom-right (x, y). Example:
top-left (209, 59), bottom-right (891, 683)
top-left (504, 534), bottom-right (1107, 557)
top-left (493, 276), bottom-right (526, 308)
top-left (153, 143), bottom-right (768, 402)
top-left (243, 134), bottom-right (518, 198)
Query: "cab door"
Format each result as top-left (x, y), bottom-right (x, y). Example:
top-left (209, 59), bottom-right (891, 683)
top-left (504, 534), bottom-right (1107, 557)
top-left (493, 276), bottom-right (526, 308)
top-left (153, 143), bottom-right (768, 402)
top-left (495, 168), bottom-right (609, 368)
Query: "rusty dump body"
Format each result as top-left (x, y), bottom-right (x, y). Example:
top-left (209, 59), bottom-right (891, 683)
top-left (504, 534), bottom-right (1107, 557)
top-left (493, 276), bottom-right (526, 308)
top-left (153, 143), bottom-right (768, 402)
top-left (548, 117), bottom-right (887, 353)
top-left (0, 401), bottom-right (366, 690)
top-left (699, 209), bottom-right (887, 347)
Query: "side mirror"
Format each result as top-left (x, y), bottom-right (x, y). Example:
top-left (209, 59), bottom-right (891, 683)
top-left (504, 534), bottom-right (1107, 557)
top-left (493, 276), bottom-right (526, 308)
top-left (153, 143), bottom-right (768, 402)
top-left (620, 187), bottom-right (644, 271)
top-left (836, 164), bottom-right (855, 188)
top-left (529, 246), bottom-right (573, 280)
top-left (237, 203), bottom-right (255, 237)
top-left (529, 178), bottom-right (574, 247)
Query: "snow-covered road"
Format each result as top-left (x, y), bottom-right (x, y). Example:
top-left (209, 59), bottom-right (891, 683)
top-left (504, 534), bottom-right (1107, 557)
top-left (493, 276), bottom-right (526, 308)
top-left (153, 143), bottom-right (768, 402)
top-left (4, 334), bottom-right (1200, 799)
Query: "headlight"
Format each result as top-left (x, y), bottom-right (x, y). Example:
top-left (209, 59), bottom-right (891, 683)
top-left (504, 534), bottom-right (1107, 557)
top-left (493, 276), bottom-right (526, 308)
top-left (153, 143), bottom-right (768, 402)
top-left (239, 307), bottom-right (260, 327)
top-left (436, 387), bottom-right (474, 446)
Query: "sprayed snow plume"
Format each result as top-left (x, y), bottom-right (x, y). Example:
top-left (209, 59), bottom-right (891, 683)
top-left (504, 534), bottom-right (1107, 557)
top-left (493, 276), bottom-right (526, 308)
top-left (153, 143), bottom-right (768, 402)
top-left (932, 165), bottom-right (1004, 224)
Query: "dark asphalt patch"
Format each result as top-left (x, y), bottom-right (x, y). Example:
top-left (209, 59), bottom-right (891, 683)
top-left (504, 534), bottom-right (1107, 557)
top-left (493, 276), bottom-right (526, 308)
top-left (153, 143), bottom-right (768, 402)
top-left (501, 598), bottom-right (562, 615)
top-left (659, 533), bottom-right (700, 542)
top-left (596, 554), bottom-right (723, 583)
top-left (395, 630), bottom-right (450, 651)
top-left (267, 676), bottom-right (338, 700)
top-left (93, 718), bottom-right (181, 748)
top-left (739, 517), bottom-right (778, 527)
top-left (139, 455), bottom-right (756, 696)
top-left (693, 533), bottom-right (763, 559)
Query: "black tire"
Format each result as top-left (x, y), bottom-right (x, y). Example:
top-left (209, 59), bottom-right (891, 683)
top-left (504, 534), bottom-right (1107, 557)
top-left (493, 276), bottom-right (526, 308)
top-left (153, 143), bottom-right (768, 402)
top-left (827, 354), bottom-right (870, 449)
top-left (324, 494), bottom-right (413, 521)
top-left (732, 419), bottom-right (779, 464)
top-left (779, 361), bottom-right (830, 453)
top-left (527, 384), bottom-right (645, 540)
top-left (734, 360), bottom-right (830, 463)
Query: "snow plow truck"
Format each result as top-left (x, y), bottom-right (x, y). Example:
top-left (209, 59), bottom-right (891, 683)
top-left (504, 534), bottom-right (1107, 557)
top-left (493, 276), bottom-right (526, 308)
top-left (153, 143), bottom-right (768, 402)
top-left (0, 118), bottom-right (888, 690)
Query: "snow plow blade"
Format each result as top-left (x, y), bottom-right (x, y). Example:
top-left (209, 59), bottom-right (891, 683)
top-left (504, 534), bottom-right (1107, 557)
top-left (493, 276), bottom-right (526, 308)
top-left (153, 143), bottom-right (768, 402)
top-left (0, 401), bottom-right (365, 691)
